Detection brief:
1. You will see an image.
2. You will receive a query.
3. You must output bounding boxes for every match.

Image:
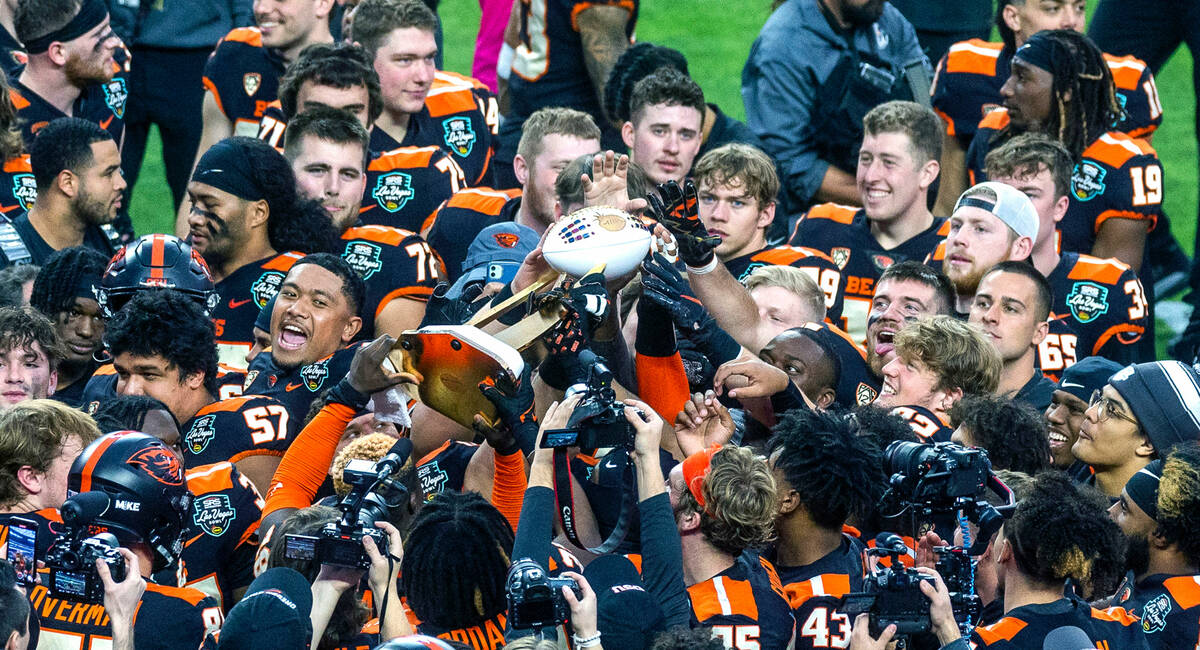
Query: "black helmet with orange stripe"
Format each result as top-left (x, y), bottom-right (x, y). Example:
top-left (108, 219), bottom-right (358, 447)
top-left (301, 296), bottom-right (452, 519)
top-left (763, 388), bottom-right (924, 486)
top-left (98, 234), bottom-right (218, 317)
top-left (67, 431), bottom-right (192, 572)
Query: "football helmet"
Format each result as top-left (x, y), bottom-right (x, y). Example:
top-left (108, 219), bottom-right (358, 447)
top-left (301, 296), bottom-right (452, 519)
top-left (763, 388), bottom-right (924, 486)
top-left (98, 234), bottom-right (218, 317)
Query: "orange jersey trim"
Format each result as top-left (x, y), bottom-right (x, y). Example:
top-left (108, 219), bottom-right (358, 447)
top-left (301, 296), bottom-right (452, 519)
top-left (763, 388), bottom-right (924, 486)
top-left (803, 203), bottom-right (859, 225)
top-left (201, 76), bottom-right (226, 118)
top-left (1090, 605), bottom-right (1140, 626)
top-left (689, 575), bottom-right (760, 621)
top-left (1103, 53), bottom-right (1148, 91)
top-left (1084, 132), bottom-right (1156, 169)
top-left (944, 39), bottom-right (1003, 77)
top-left (1094, 209), bottom-right (1156, 234)
top-left (195, 396), bottom-right (257, 415)
top-left (145, 581), bottom-right (209, 606)
top-left (569, 0), bottom-right (636, 31)
top-left (220, 27), bottom-right (264, 48)
top-left (263, 251), bottom-right (305, 272)
top-left (418, 439), bottom-right (453, 466)
top-left (1164, 575), bottom-right (1200, 610)
top-left (424, 85), bottom-right (482, 117)
top-left (369, 146), bottom-right (441, 171)
top-left (752, 245), bottom-right (836, 266)
top-left (3, 155), bottom-right (31, 174)
top-left (343, 225), bottom-right (418, 247)
top-left (974, 616), bottom-right (1028, 645)
top-left (93, 363), bottom-right (117, 376)
top-left (784, 573), bottom-right (852, 609)
top-left (376, 286), bottom-right (435, 318)
top-left (8, 89), bottom-right (28, 110)
top-left (1092, 322), bottom-right (1145, 354)
top-left (185, 461), bottom-right (237, 493)
top-left (1065, 255), bottom-right (1130, 286)
top-left (979, 107), bottom-right (1010, 130)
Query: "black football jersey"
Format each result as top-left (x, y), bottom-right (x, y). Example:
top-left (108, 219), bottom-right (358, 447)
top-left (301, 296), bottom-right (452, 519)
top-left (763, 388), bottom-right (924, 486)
top-left (211, 251), bottom-right (305, 370)
top-left (9, 49), bottom-right (129, 148)
top-left (243, 344), bottom-right (362, 425)
top-left (725, 245), bottom-right (848, 329)
top-left (789, 204), bottom-right (948, 344)
top-left (359, 144), bottom-right (466, 233)
top-left (777, 535), bottom-right (865, 650)
top-left (688, 551), bottom-right (796, 650)
top-left (30, 581), bottom-right (222, 650)
top-left (1121, 573), bottom-right (1200, 650)
top-left (201, 27), bottom-right (286, 136)
top-left (416, 439), bottom-right (479, 500)
top-left (891, 405), bottom-right (954, 442)
top-left (182, 395), bottom-right (296, 468)
top-left (339, 224), bottom-right (442, 337)
top-left (0, 155), bottom-right (34, 222)
top-left (968, 598), bottom-right (1146, 649)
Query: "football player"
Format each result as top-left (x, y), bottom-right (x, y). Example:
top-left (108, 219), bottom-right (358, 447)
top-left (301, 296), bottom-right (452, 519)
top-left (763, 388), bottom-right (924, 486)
top-left (965, 30), bottom-right (1162, 272)
top-left (658, 143), bottom-right (847, 354)
top-left (931, 0), bottom-right (1163, 215)
top-left (284, 106), bottom-right (440, 336)
top-left (0, 307), bottom-right (62, 407)
top-left (984, 134), bottom-right (1148, 375)
top-left (104, 289), bottom-right (291, 494)
top-left (621, 68), bottom-right (704, 186)
top-left (759, 322), bottom-right (880, 409)
top-left (790, 101), bottom-right (949, 343)
top-left (874, 315), bottom-right (1001, 441)
top-left (425, 106), bottom-right (601, 280)
top-left (967, 262), bottom-right (1057, 410)
top-left (185, 136), bottom-right (339, 368)
top-left (28, 246), bottom-right (108, 406)
top-left (864, 261), bottom-right (956, 381)
top-left (1044, 356), bottom-right (1121, 476)
top-left (32, 431), bottom-right (222, 648)
top-left (0, 0), bottom-right (26, 78)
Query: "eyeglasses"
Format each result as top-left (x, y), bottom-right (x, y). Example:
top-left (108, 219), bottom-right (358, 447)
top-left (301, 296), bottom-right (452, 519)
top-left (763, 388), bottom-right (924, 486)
top-left (1088, 389), bottom-right (1139, 426)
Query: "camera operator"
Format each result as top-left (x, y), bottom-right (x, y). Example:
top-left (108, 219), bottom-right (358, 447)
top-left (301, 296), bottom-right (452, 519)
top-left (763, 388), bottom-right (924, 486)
top-left (766, 409), bottom-right (885, 649)
top-left (1108, 443), bottom-right (1200, 648)
top-left (873, 315), bottom-right (1001, 442)
top-left (34, 431), bottom-right (221, 649)
top-left (267, 505), bottom-right (411, 648)
top-left (1074, 360), bottom-right (1200, 498)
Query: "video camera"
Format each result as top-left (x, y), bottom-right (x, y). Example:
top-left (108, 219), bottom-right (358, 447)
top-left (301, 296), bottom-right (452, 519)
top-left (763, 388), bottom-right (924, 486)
top-left (840, 534), bottom-right (936, 637)
top-left (540, 350), bottom-right (636, 452)
top-left (44, 492), bottom-right (127, 603)
top-left (505, 557), bottom-right (582, 630)
top-left (284, 439), bottom-right (412, 569)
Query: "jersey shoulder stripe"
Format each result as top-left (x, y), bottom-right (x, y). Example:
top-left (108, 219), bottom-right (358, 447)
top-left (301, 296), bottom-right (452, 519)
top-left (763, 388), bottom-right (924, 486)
top-left (784, 573), bottom-right (852, 609)
top-left (3, 155), bottom-right (30, 173)
top-left (979, 107), bottom-right (1010, 130)
top-left (1090, 605), bottom-right (1140, 625)
top-left (1163, 575), bottom-right (1200, 609)
top-left (195, 396), bottom-right (260, 415)
top-left (7, 88), bottom-right (27, 110)
top-left (145, 581), bottom-right (210, 606)
top-left (973, 616), bottom-right (1028, 645)
top-left (751, 245), bottom-right (836, 267)
top-left (369, 146), bottom-right (441, 170)
top-left (424, 82), bottom-right (482, 117)
top-left (804, 203), bottom-right (860, 225)
top-left (218, 27), bottom-right (263, 48)
top-left (186, 461), bottom-right (237, 494)
top-left (263, 251), bottom-right (304, 272)
top-left (944, 39), bottom-right (1003, 76)
top-left (689, 575), bottom-right (760, 621)
top-left (93, 362), bottom-right (117, 376)
top-left (1103, 53), bottom-right (1149, 91)
top-left (1085, 132), bottom-right (1157, 169)
top-left (1066, 254), bottom-right (1131, 286)
top-left (443, 187), bottom-right (520, 214)
top-left (342, 224), bottom-right (419, 246)
top-left (434, 70), bottom-right (489, 91)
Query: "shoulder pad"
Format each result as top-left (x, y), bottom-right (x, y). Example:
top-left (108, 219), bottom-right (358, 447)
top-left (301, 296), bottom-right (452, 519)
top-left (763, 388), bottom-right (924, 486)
top-left (0, 221), bottom-right (31, 266)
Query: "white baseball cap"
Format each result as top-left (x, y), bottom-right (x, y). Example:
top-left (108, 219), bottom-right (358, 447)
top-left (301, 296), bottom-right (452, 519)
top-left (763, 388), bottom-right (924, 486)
top-left (953, 181), bottom-right (1040, 242)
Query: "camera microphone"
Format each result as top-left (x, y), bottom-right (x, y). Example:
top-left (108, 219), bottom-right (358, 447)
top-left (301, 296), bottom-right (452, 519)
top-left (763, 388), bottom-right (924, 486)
top-left (61, 491), bottom-right (110, 525)
top-left (375, 438), bottom-right (413, 480)
top-left (1042, 626), bottom-right (1092, 649)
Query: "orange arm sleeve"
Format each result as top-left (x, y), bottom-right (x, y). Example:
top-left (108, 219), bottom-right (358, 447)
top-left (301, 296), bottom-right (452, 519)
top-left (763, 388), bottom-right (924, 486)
top-left (491, 449), bottom-right (527, 532)
top-left (635, 351), bottom-right (690, 424)
top-left (262, 402), bottom-right (355, 516)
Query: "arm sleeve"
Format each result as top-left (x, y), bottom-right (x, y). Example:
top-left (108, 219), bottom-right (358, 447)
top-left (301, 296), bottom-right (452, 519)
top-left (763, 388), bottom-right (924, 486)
top-left (261, 402), bottom-right (355, 516)
top-left (634, 297), bottom-right (690, 421)
top-left (637, 492), bottom-right (691, 628)
top-left (490, 449), bottom-right (527, 532)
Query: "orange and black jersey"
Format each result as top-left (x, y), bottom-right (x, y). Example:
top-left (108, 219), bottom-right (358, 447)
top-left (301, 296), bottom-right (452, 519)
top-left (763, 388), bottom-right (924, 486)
top-left (244, 344), bottom-right (362, 426)
top-left (182, 395), bottom-right (296, 468)
top-left (966, 111), bottom-right (1163, 259)
top-left (417, 439), bottom-right (479, 500)
top-left (340, 224), bottom-right (442, 337)
top-left (416, 612), bottom-right (507, 650)
top-left (968, 598), bottom-right (1146, 649)
top-left (1120, 573), bottom-right (1200, 649)
top-left (81, 362), bottom-right (246, 414)
top-left (425, 188), bottom-right (522, 281)
top-left (9, 48), bottom-right (130, 148)
top-left (30, 580), bottom-right (222, 650)
top-left (891, 405), bottom-right (954, 442)
top-left (202, 27), bottom-right (286, 136)
top-left (157, 462), bottom-right (263, 613)
top-left (1039, 252), bottom-right (1148, 378)
top-left (775, 535), bottom-right (865, 650)
top-left (789, 204), bottom-right (948, 343)
top-left (725, 245), bottom-right (847, 328)
top-left (689, 551), bottom-right (795, 650)
top-left (0, 155), bottom-right (35, 222)
top-left (931, 39), bottom-right (1162, 148)
top-left (0, 25), bottom-right (26, 78)
top-left (359, 145), bottom-right (466, 234)
top-left (211, 251), bottom-right (305, 370)
top-left (0, 212), bottom-right (121, 268)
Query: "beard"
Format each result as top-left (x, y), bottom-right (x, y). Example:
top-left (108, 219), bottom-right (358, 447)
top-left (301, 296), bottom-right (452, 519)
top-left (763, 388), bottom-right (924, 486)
top-left (73, 186), bottom-right (116, 226)
top-left (1124, 533), bottom-right (1150, 577)
top-left (63, 52), bottom-right (111, 88)
top-left (843, 0), bottom-right (886, 26)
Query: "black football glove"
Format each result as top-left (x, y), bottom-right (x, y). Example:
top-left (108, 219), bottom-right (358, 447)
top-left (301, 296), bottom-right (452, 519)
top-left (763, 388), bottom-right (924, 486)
top-left (538, 313), bottom-right (591, 390)
top-left (420, 282), bottom-right (485, 327)
top-left (647, 179), bottom-right (721, 267)
top-left (640, 253), bottom-right (708, 332)
top-left (559, 270), bottom-right (610, 335)
top-left (477, 363), bottom-right (536, 455)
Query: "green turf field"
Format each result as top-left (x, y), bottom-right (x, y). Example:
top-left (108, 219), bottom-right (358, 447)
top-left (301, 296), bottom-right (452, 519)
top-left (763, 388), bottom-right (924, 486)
top-left (127, 1), bottom-right (1198, 354)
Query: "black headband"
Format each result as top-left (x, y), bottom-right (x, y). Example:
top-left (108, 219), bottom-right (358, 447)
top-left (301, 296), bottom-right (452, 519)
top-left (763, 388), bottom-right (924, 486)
top-left (1125, 460), bottom-right (1162, 522)
top-left (23, 0), bottom-right (109, 55)
top-left (956, 196), bottom-right (997, 214)
top-left (1013, 32), bottom-right (1062, 74)
top-left (191, 139), bottom-right (266, 202)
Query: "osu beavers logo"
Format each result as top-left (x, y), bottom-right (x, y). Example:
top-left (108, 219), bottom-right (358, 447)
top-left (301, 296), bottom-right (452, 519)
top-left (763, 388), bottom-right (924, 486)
top-left (493, 232), bottom-right (520, 248)
top-left (342, 241), bottom-right (383, 280)
top-left (193, 494), bottom-right (237, 537)
top-left (871, 254), bottom-right (894, 272)
top-left (300, 359), bottom-right (329, 391)
top-left (1066, 281), bottom-right (1110, 323)
top-left (185, 414), bottom-right (217, 454)
top-left (251, 271), bottom-right (285, 308)
top-left (127, 446), bottom-right (184, 487)
top-left (830, 247), bottom-right (851, 270)
top-left (103, 78), bottom-right (128, 119)
top-left (373, 172), bottom-right (414, 213)
top-left (1072, 162), bottom-right (1107, 201)
top-left (11, 173), bottom-right (36, 212)
top-left (442, 117), bottom-right (476, 157)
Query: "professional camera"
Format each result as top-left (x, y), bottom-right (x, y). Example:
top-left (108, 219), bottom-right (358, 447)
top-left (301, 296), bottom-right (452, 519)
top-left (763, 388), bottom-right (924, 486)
top-left (44, 532), bottom-right (126, 603)
top-left (541, 350), bottom-right (636, 452)
top-left (840, 534), bottom-right (935, 637)
top-left (284, 440), bottom-right (412, 569)
top-left (506, 557), bottom-right (582, 630)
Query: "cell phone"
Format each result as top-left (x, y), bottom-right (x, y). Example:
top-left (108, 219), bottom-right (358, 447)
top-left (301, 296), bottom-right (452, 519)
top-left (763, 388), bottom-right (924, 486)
top-left (5, 517), bottom-right (38, 586)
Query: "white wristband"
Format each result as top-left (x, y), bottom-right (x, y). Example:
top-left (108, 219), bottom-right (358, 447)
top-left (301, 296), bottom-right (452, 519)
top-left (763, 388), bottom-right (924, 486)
top-left (573, 631), bottom-right (601, 647)
top-left (685, 257), bottom-right (719, 275)
top-left (497, 43), bottom-right (515, 80)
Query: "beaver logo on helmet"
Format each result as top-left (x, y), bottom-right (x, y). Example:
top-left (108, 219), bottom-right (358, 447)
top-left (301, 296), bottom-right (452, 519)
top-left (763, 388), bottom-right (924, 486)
top-left (128, 447), bottom-right (184, 487)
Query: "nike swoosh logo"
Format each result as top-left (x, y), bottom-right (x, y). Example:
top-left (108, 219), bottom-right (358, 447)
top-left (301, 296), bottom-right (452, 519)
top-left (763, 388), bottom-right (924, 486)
top-left (285, 382), bottom-right (305, 391)
top-left (228, 298), bottom-right (253, 309)
top-left (1061, 381), bottom-right (1084, 389)
top-left (99, 115), bottom-right (114, 130)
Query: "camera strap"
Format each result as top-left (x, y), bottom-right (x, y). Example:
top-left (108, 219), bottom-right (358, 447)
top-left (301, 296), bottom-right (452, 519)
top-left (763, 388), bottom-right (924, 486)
top-left (552, 449), bottom-right (635, 554)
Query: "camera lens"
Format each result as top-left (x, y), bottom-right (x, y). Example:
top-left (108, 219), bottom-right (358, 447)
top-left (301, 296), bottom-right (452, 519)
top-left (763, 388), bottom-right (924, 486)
top-left (885, 441), bottom-right (937, 477)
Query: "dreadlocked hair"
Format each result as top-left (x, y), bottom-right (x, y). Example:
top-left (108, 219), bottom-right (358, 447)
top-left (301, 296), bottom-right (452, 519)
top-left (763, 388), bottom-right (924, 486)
top-left (90, 395), bottom-right (174, 433)
top-left (1004, 471), bottom-right (1125, 600)
top-left (235, 139), bottom-right (339, 254)
top-left (767, 408), bottom-right (884, 530)
top-left (401, 491), bottom-right (514, 629)
top-left (29, 246), bottom-right (109, 317)
top-left (1025, 30), bottom-right (1118, 159)
top-left (1156, 442), bottom-right (1200, 567)
top-left (603, 42), bottom-right (690, 125)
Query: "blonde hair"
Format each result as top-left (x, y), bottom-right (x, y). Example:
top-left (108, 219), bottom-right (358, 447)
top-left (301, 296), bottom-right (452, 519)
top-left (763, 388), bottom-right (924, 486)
top-left (516, 107), bottom-right (601, 163)
top-left (331, 432), bottom-right (406, 496)
top-left (893, 316), bottom-right (1001, 396)
top-left (677, 445), bottom-right (777, 555)
top-left (0, 400), bottom-right (101, 507)
top-left (744, 265), bottom-right (825, 322)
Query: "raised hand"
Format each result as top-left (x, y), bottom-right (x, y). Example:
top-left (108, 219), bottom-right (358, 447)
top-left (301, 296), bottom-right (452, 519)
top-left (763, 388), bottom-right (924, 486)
top-left (646, 179), bottom-right (720, 267)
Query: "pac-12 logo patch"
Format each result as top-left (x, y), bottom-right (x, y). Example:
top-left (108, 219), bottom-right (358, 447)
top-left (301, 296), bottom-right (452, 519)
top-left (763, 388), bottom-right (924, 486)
top-left (1141, 593), bottom-right (1171, 633)
top-left (373, 172), bottom-right (414, 213)
top-left (193, 494), bottom-right (237, 537)
top-left (185, 414), bottom-right (217, 454)
top-left (104, 78), bottom-right (128, 119)
top-left (251, 271), bottom-right (285, 308)
top-left (855, 382), bottom-right (878, 406)
top-left (11, 173), bottom-right (36, 212)
top-left (343, 241), bottom-right (383, 280)
top-left (830, 247), bottom-right (850, 270)
top-left (300, 359), bottom-right (329, 392)
top-left (442, 117), bottom-right (476, 157)
top-left (243, 72), bottom-right (262, 97)
top-left (1071, 162), bottom-right (1107, 201)
top-left (1066, 281), bottom-right (1110, 323)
